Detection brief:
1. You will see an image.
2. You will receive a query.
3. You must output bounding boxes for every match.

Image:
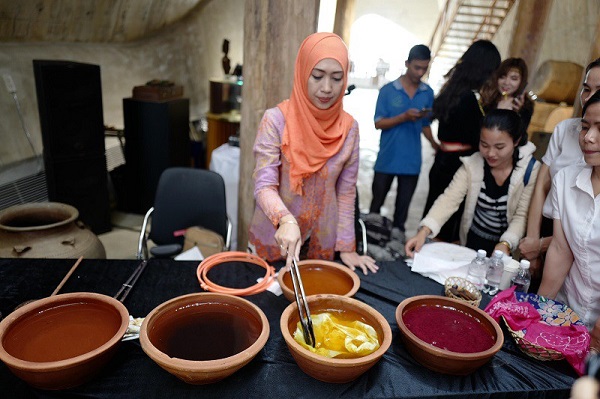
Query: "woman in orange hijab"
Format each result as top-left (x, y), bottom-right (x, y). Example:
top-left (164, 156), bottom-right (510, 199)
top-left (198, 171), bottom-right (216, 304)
top-left (248, 32), bottom-right (378, 274)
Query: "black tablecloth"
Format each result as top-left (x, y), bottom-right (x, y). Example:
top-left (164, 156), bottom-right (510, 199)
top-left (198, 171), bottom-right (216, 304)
top-left (0, 258), bottom-right (577, 398)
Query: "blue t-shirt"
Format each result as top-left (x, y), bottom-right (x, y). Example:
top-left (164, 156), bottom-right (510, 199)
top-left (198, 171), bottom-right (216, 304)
top-left (373, 79), bottom-right (434, 175)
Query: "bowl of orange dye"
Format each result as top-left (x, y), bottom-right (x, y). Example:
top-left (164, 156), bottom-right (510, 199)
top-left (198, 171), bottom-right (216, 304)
top-left (396, 295), bottom-right (504, 375)
top-left (140, 292), bottom-right (269, 385)
top-left (280, 294), bottom-right (392, 383)
top-left (277, 259), bottom-right (360, 302)
top-left (0, 292), bottom-right (129, 390)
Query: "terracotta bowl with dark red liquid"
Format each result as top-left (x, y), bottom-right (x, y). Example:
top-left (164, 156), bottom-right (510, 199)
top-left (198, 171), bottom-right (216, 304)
top-left (277, 259), bottom-right (360, 302)
top-left (395, 295), bottom-right (504, 375)
top-left (0, 292), bottom-right (130, 390)
top-left (140, 292), bottom-right (269, 385)
top-left (280, 294), bottom-right (392, 383)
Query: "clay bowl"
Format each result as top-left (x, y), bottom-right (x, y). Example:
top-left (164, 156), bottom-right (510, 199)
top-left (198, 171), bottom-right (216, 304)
top-left (395, 295), bottom-right (504, 375)
top-left (0, 292), bottom-right (129, 390)
top-left (140, 292), bottom-right (269, 385)
top-left (280, 294), bottom-right (392, 383)
top-left (277, 259), bottom-right (360, 302)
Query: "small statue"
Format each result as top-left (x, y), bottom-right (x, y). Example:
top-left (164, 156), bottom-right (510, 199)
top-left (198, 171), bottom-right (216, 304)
top-left (222, 39), bottom-right (231, 75)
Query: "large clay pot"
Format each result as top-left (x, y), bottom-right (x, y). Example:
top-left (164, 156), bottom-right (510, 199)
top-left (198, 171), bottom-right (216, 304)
top-left (529, 60), bottom-right (584, 105)
top-left (0, 202), bottom-right (106, 259)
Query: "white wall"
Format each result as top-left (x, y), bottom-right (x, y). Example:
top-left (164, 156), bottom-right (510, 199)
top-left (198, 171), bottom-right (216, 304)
top-left (0, 0), bottom-right (244, 166)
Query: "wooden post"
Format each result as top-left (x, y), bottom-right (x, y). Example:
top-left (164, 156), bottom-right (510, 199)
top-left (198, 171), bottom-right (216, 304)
top-left (333, 0), bottom-right (356, 45)
top-left (573, 18), bottom-right (600, 117)
top-left (238, 0), bottom-right (319, 251)
top-left (507, 0), bottom-right (554, 84)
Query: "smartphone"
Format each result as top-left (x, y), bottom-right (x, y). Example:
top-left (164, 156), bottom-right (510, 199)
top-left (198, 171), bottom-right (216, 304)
top-left (420, 108), bottom-right (432, 117)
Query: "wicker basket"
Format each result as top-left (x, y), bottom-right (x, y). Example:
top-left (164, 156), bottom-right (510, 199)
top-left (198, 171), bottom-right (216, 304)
top-left (503, 317), bottom-right (564, 361)
top-left (444, 277), bottom-right (482, 307)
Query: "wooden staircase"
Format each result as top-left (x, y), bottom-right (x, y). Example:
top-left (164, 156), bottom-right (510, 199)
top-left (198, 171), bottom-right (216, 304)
top-left (428, 0), bottom-right (516, 89)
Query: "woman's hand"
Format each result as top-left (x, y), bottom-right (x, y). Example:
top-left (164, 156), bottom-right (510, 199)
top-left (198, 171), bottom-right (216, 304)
top-left (274, 216), bottom-right (301, 268)
top-left (404, 227), bottom-right (430, 258)
top-left (340, 252), bottom-right (378, 275)
top-left (518, 236), bottom-right (542, 260)
top-left (591, 317), bottom-right (600, 352)
top-left (497, 94), bottom-right (524, 112)
top-left (494, 242), bottom-right (511, 256)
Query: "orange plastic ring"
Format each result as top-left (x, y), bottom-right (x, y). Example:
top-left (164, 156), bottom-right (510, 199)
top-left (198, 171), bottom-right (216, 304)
top-left (196, 251), bottom-right (276, 296)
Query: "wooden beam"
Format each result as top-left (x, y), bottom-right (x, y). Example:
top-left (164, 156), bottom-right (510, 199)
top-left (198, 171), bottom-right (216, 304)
top-left (333, 0), bottom-right (356, 46)
top-left (239, 0), bottom-right (319, 251)
top-left (573, 16), bottom-right (600, 117)
top-left (507, 0), bottom-right (554, 84)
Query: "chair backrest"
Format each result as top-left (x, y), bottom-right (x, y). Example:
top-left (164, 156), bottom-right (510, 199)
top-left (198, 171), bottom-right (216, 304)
top-left (149, 167), bottom-right (228, 246)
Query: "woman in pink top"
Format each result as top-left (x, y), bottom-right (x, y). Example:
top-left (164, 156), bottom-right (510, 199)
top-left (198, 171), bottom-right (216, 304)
top-left (248, 33), bottom-right (377, 275)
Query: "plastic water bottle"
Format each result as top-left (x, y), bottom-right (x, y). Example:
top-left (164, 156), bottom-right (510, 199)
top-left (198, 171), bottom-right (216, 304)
top-left (466, 249), bottom-right (488, 291)
top-left (511, 259), bottom-right (531, 293)
top-left (483, 250), bottom-right (504, 295)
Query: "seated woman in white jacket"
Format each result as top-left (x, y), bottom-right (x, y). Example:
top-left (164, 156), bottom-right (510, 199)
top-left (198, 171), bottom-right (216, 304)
top-left (405, 108), bottom-right (539, 257)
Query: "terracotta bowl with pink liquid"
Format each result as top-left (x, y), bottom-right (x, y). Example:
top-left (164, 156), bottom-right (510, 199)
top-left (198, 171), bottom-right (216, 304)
top-left (0, 292), bottom-right (129, 390)
top-left (396, 295), bottom-right (503, 375)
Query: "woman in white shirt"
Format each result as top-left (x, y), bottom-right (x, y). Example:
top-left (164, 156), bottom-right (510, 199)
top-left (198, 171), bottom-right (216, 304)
top-left (538, 91), bottom-right (600, 351)
top-left (519, 59), bottom-right (600, 281)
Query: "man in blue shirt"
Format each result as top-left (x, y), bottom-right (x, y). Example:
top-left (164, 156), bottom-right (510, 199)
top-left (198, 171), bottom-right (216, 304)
top-left (369, 44), bottom-right (436, 244)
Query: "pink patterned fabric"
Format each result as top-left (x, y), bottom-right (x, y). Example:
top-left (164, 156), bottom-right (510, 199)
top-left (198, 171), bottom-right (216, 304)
top-left (485, 287), bottom-right (590, 375)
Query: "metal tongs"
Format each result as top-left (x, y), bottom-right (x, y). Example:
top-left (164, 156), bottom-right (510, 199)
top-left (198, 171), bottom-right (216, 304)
top-left (113, 260), bottom-right (148, 303)
top-left (287, 253), bottom-right (316, 347)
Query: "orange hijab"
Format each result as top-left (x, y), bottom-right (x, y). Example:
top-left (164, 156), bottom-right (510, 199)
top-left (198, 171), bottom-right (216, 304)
top-left (278, 32), bottom-right (354, 195)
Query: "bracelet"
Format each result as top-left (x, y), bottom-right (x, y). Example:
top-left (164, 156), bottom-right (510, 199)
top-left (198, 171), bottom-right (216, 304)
top-left (538, 237), bottom-right (544, 253)
top-left (279, 220), bottom-right (298, 227)
top-left (498, 241), bottom-right (512, 251)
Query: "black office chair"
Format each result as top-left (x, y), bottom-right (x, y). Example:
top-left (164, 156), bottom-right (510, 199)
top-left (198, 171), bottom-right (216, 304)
top-left (136, 167), bottom-right (232, 260)
top-left (355, 190), bottom-right (368, 256)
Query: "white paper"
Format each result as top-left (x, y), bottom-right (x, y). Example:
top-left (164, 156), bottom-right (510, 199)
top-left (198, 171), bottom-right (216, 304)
top-left (411, 242), bottom-right (477, 285)
top-left (258, 272), bottom-right (282, 296)
top-left (174, 246), bottom-right (204, 261)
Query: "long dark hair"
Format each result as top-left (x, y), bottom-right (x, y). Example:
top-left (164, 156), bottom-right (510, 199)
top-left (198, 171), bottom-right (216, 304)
top-left (433, 40), bottom-right (501, 122)
top-left (481, 109), bottom-right (526, 167)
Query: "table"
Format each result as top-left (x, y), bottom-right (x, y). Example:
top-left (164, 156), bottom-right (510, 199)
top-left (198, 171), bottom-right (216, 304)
top-left (0, 258), bottom-right (577, 398)
top-left (205, 112), bottom-right (240, 168)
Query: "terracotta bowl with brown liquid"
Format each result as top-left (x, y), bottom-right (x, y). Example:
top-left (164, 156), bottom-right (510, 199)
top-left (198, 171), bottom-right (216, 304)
top-left (280, 294), bottom-right (392, 383)
top-left (140, 292), bottom-right (269, 385)
top-left (0, 292), bottom-right (130, 390)
top-left (277, 260), bottom-right (360, 302)
top-left (395, 295), bottom-right (504, 375)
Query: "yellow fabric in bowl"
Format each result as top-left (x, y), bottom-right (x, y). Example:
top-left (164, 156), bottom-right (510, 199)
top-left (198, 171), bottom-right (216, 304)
top-left (293, 312), bottom-right (380, 358)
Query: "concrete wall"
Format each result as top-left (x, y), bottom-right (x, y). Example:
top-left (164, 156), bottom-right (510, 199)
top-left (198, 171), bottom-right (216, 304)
top-left (0, 0), bottom-right (244, 167)
top-left (1, 0), bottom-right (597, 168)
top-left (493, 0), bottom-right (600, 73)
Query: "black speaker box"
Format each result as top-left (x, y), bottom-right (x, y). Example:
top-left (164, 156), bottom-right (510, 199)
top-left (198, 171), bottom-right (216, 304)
top-left (33, 60), bottom-right (111, 234)
top-left (122, 98), bottom-right (190, 214)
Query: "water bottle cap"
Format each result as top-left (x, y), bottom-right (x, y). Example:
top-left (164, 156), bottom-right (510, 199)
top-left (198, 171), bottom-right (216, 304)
top-left (493, 249), bottom-right (504, 257)
top-left (477, 249), bottom-right (487, 257)
top-left (520, 259), bottom-right (530, 269)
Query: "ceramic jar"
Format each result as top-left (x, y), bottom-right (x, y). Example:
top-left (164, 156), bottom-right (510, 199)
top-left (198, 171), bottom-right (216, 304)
top-left (0, 202), bottom-right (106, 259)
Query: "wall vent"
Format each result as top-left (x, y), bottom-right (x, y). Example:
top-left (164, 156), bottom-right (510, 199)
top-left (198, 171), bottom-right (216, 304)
top-left (0, 171), bottom-right (48, 212)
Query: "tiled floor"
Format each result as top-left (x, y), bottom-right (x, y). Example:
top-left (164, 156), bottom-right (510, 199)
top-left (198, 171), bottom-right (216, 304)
top-left (98, 87), bottom-right (437, 259)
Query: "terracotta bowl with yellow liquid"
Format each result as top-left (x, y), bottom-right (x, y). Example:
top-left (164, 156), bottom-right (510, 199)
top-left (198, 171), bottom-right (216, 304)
top-left (0, 292), bottom-right (129, 390)
top-left (277, 260), bottom-right (360, 302)
top-left (140, 292), bottom-right (269, 385)
top-left (280, 294), bottom-right (392, 383)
